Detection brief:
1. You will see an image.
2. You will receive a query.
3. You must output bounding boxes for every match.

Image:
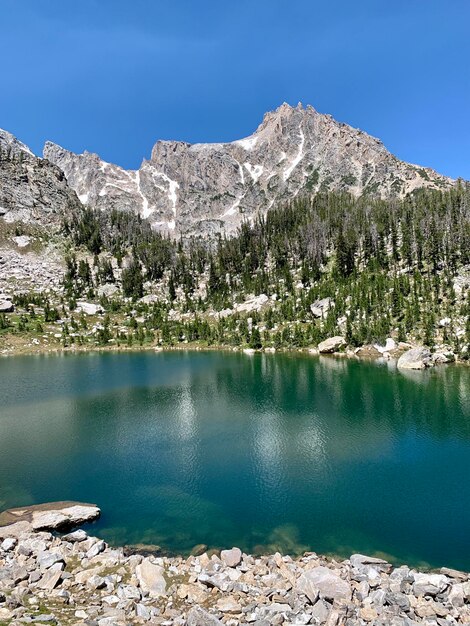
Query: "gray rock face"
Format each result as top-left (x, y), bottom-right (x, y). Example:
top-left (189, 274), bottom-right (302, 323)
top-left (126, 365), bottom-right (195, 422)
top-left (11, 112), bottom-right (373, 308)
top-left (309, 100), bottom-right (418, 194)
top-left (397, 347), bottom-right (433, 370)
top-left (0, 129), bottom-right (82, 227)
top-left (43, 103), bottom-right (454, 237)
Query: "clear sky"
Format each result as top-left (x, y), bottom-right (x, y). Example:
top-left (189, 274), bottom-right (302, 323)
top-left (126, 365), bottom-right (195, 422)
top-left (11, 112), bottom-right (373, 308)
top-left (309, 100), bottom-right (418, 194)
top-left (1, 0), bottom-right (469, 178)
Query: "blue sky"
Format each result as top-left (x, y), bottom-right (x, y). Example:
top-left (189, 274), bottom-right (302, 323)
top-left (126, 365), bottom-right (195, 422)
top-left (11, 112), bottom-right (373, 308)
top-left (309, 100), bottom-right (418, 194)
top-left (1, 0), bottom-right (469, 178)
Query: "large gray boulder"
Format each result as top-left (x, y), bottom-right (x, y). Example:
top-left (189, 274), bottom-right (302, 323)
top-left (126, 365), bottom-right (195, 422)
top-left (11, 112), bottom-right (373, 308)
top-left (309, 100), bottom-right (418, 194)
top-left (397, 347), bottom-right (432, 370)
top-left (318, 336), bottom-right (346, 354)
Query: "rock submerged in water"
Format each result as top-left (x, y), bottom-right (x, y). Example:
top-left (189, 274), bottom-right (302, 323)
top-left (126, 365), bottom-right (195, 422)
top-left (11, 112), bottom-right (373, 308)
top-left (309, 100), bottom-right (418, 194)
top-left (397, 347), bottom-right (432, 370)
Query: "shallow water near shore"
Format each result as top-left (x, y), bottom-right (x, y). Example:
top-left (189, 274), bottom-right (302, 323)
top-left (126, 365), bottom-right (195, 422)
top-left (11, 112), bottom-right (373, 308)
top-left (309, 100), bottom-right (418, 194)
top-left (0, 351), bottom-right (469, 569)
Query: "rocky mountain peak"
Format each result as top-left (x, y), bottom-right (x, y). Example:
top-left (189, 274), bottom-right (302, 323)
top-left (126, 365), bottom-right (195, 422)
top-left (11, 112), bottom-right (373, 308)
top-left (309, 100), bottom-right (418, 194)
top-left (0, 128), bottom-right (35, 159)
top-left (41, 103), bottom-right (455, 237)
top-left (0, 132), bottom-right (81, 226)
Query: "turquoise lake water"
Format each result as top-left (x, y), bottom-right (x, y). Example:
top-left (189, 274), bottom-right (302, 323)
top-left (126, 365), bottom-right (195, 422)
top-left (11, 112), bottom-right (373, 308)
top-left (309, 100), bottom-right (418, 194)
top-left (0, 351), bottom-right (469, 569)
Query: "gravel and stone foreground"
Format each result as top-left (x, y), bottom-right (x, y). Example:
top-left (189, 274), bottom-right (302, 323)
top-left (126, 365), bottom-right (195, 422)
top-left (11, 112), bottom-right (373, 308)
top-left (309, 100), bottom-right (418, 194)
top-left (1, 511), bottom-right (470, 625)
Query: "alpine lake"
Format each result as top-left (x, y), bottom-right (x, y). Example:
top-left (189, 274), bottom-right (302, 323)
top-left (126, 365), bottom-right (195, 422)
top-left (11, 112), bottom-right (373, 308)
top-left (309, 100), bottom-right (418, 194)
top-left (1, 351), bottom-right (469, 570)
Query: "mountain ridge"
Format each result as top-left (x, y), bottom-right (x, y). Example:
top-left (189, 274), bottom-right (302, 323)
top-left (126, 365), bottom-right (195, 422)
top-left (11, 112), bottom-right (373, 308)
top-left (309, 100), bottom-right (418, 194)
top-left (42, 103), bottom-right (455, 237)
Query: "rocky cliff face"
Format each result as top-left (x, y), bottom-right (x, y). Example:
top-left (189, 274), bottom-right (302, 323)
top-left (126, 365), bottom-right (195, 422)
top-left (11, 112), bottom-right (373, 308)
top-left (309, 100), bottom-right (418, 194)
top-left (0, 129), bottom-right (82, 227)
top-left (43, 103), bottom-right (454, 236)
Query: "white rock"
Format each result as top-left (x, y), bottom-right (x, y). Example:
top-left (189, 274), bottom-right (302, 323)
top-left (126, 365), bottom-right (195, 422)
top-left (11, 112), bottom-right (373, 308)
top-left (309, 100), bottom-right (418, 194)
top-left (31, 504), bottom-right (100, 530)
top-left (310, 297), bottom-right (334, 318)
top-left (412, 572), bottom-right (448, 596)
top-left (76, 301), bottom-right (104, 315)
top-left (221, 547), bottom-right (242, 567)
top-left (135, 558), bottom-right (167, 597)
top-left (298, 566), bottom-right (351, 601)
top-left (86, 539), bottom-right (106, 558)
top-left (13, 235), bottom-right (31, 247)
top-left (62, 529), bottom-right (88, 542)
top-left (0, 537), bottom-right (17, 551)
top-left (235, 294), bottom-right (269, 314)
top-left (318, 336), bottom-right (346, 354)
top-left (0, 300), bottom-right (14, 313)
top-left (37, 551), bottom-right (64, 570)
top-left (374, 338), bottom-right (396, 354)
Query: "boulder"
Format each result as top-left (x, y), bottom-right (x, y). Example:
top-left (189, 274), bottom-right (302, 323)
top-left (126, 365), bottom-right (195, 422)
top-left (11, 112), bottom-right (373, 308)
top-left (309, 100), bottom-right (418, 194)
top-left (62, 529), bottom-right (87, 543)
top-left (374, 338), bottom-right (397, 354)
top-left (135, 558), bottom-right (167, 597)
top-left (76, 301), bottom-right (104, 316)
top-left (350, 554), bottom-right (390, 569)
top-left (412, 572), bottom-right (449, 596)
top-left (37, 563), bottom-right (63, 590)
top-left (298, 566), bottom-right (351, 601)
top-left (318, 336), bottom-right (346, 354)
top-left (296, 571), bottom-right (320, 603)
top-left (37, 551), bottom-right (64, 570)
top-left (220, 547), bottom-right (242, 567)
top-left (190, 543), bottom-right (208, 556)
top-left (186, 606), bottom-right (223, 626)
top-left (432, 350), bottom-right (452, 364)
top-left (0, 537), bottom-right (17, 551)
top-left (235, 294), bottom-right (269, 314)
top-left (354, 345), bottom-right (382, 359)
top-left (310, 298), bottom-right (334, 318)
top-left (0, 501), bottom-right (100, 531)
top-left (31, 504), bottom-right (101, 530)
top-left (97, 284), bottom-right (119, 298)
top-left (13, 235), bottom-right (31, 248)
top-left (397, 347), bottom-right (432, 370)
top-left (0, 300), bottom-right (13, 313)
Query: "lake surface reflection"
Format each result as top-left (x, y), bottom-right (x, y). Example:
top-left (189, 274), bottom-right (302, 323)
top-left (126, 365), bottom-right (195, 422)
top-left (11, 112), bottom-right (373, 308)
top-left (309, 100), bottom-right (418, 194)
top-left (0, 351), bottom-right (469, 569)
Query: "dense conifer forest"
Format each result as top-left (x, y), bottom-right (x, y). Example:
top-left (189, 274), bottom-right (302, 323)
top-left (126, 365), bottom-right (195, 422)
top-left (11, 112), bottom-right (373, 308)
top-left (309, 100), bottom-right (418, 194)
top-left (54, 183), bottom-right (470, 355)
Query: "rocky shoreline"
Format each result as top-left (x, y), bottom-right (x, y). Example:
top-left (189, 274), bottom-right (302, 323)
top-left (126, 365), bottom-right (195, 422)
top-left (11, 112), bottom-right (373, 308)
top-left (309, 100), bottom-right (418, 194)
top-left (1, 504), bottom-right (470, 625)
top-left (1, 339), bottom-right (468, 371)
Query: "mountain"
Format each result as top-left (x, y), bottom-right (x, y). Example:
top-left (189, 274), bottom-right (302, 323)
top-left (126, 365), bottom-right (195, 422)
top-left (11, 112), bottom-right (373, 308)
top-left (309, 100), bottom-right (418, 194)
top-left (43, 103), bottom-right (454, 237)
top-left (0, 129), bottom-right (82, 227)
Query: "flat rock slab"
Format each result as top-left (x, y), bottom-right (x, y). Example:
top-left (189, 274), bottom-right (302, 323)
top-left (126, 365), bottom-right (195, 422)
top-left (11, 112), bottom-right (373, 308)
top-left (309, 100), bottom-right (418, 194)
top-left (0, 501), bottom-right (100, 532)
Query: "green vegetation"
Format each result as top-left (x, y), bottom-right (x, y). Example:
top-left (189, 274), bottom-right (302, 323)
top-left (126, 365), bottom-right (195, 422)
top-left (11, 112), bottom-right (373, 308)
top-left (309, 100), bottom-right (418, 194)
top-left (3, 184), bottom-right (470, 357)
